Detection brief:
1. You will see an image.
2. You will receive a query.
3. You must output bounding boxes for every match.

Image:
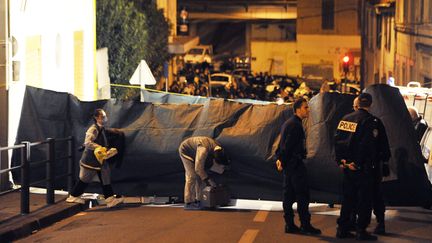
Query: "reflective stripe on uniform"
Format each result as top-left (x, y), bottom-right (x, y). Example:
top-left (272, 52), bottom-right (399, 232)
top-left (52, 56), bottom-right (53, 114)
top-left (337, 120), bottom-right (358, 133)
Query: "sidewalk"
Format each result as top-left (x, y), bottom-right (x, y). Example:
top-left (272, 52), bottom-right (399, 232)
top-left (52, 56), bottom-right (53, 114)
top-left (0, 189), bottom-right (88, 242)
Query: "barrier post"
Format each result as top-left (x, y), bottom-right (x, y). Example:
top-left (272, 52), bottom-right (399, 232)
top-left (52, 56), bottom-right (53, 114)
top-left (67, 136), bottom-right (75, 192)
top-left (46, 138), bottom-right (55, 204)
top-left (20, 141), bottom-right (30, 214)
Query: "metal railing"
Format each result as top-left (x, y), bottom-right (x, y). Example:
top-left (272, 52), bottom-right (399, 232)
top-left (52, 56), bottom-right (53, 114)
top-left (0, 136), bottom-right (75, 214)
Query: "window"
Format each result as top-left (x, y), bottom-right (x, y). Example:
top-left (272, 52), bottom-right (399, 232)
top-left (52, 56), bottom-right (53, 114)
top-left (322, 0), bottom-right (334, 30)
top-left (420, 0), bottom-right (424, 23)
top-left (429, 0), bottom-right (432, 23)
top-left (385, 17), bottom-right (392, 51)
top-left (376, 15), bottom-right (382, 49)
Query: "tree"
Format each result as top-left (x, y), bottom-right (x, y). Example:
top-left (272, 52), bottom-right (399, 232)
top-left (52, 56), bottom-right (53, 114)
top-left (134, 0), bottom-right (170, 81)
top-left (96, 0), bottom-right (169, 99)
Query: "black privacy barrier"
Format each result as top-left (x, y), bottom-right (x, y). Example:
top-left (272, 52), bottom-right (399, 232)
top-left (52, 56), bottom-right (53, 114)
top-left (365, 84), bottom-right (432, 205)
top-left (12, 85), bottom-right (432, 206)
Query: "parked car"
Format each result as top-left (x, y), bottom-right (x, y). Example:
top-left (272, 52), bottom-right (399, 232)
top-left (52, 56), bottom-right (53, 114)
top-left (327, 81), bottom-right (361, 95)
top-left (209, 73), bottom-right (234, 87)
top-left (184, 45), bottom-right (213, 64)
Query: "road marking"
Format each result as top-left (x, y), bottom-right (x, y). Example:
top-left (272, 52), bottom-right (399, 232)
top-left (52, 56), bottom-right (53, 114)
top-left (74, 212), bottom-right (87, 217)
top-left (238, 229), bottom-right (259, 243)
top-left (253, 205), bottom-right (272, 222)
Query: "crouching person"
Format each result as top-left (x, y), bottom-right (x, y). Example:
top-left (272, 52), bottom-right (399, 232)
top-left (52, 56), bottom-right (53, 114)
top-left (67, 108), bottom-right (124, 208)
top-left (179, 136), bottom-right (229, 210)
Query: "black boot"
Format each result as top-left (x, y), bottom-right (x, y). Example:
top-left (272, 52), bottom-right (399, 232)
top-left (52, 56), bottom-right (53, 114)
top-left (285, 224), bottom-right (301, 234)
top-left (373, 223), bottom-right (386, 235)
top-left (336, 228), bottom-right (355, 239)
top-left (356, 230), bottom-right (377, 241)
top-left (300, 224), bottom-right (322, 235)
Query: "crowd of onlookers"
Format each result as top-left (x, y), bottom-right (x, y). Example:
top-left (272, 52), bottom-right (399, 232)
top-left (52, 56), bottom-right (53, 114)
top-left (160, 63), bottom-right (321, 103)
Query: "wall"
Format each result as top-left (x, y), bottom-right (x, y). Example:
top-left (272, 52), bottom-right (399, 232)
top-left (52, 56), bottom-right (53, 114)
top-left (251, 34), bottom-right (360, 79)
top-left (297, 0), bottom-right (360, 36)
top-left (394, 0), bottom-right (432, 86)
top-left (8, 0), bottom-right (96, 150)
top-left (250, 0), bottom-right (361, 80)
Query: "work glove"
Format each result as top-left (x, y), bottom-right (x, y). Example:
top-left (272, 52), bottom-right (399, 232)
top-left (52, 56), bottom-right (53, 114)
top-left (382, 163), bottom-right (390, 177)
top-left (203, 177), bottom-right (217, 187)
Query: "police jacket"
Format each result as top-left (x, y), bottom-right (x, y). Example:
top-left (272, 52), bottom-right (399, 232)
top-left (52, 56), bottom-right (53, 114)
top-left (80, 123), bottom-right (109, 171)
top-left (276, 115), bottom-right (306, 170)
top-left (334, 109), bottom-right (390, 172)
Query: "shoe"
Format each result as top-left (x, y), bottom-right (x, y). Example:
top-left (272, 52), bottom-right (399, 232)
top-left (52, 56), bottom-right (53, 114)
top-left (336, 229), bottom-right (355, 239)
top-left (356, 231), bottom-right (377, 241)
top-left (348, 223), bottom-right (356, 232)
top-left (66, 195), bottom-right (85, 204)
top-left (285, 224), bottom-right (301, 234)
top-left (184, 202), bottom-right (203, 210)
top-left (300, 224), bottom-right (322, 235)
top-left (373, 223), bottom-right (386, 235)
top-left (105, 196), bottom-right (124, 208)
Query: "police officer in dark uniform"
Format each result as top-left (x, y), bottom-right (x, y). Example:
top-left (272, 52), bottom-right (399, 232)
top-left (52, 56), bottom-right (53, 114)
top-left (348, 97), bottom-right (391, 235)
top-left (334, 93), bottom-right (390, 241)
top-left (275, 98), bottom-right (321, 235)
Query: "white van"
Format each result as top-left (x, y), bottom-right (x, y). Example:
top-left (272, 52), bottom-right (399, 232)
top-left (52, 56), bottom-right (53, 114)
top-left (184, 45), bottom-right (213, 64)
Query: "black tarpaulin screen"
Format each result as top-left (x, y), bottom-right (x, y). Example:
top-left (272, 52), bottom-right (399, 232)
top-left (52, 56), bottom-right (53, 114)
top-left (12, 85), bottom-right (432, 205)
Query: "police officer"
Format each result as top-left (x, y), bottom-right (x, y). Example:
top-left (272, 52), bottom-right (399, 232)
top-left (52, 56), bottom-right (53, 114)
top-left (335, 93), bottom-right (390, 240)
top-left (276, 98), bottom-right (321, 235)
top-left (349, 98), bottom-right (391, 235)
top-left (179, 136), bottom-right (229, 210)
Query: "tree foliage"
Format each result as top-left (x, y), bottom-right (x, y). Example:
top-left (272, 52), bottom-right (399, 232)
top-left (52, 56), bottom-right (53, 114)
top-left (96, 0), bottom-right (169, 99)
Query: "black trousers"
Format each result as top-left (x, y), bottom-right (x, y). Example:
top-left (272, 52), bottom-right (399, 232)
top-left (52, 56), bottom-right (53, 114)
top-left (372, 173), bottom-right (385, 224)
top-left (338, 171), bottom-right (373, 232)
top-left (283, 164), bottom-right (311, 227)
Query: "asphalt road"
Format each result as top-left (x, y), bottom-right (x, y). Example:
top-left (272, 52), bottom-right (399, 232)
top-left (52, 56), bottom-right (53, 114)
top-left (15, 200), bottom-right (432, 243)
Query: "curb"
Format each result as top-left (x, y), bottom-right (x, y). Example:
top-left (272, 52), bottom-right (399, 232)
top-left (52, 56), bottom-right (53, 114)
top-left (0, 202), bottom-right (88, 242)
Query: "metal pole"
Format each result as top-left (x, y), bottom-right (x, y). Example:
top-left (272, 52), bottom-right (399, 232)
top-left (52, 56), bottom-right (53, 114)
top-left (360, 0), bottom-right (366, 90)
top-left (345, 72), bottom-right (348, 93)
top-left (20, 141), bottom-right (30, 214)
top-left (0, 0), bottom-right (10, 192)
top-left (67, 136), bottom-right (75, 193)
top-left (46, 138), bottom-right (55, 204)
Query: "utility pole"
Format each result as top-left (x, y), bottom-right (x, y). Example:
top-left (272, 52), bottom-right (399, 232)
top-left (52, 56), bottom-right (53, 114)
top-left (360, 0), bottom-right (367, 90)
top-left (0, 0), bottom-right (10, 191)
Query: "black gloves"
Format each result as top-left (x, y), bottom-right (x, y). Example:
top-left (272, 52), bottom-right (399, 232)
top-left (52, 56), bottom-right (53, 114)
top-left (203, 177), bottom-right (217, 187)
top-left (382, 163), bottom-right (390, 177)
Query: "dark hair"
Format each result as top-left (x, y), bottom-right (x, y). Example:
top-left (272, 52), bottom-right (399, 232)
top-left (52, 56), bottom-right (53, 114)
top-left (358, 93), bottom-right (372, 108)
top-left (293, 98), bottom-right (307, 113)
top-left (214, 148), bottom-right (230, 165)
top-left (93, 109), bottom-right (104, 123)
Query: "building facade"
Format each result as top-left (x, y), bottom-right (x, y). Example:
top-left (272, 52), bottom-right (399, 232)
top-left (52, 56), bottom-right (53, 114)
top-left (251, 0), bottom-right (361, 82)
top-left (394, 0), bottom-right (432, 87)
top-left (364, 0), bottom-right (396, 87)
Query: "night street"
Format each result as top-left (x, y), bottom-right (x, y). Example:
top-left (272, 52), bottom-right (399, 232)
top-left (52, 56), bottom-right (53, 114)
top-left (16, 200), bottom-right (432, 243)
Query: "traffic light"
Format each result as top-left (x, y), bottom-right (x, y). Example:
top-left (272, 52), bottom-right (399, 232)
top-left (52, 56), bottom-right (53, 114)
top-left (342, 55), bottom-right (350, 73)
